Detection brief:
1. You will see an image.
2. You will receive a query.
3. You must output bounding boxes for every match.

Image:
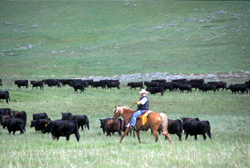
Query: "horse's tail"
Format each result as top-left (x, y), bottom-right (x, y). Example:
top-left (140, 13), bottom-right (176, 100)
top-left (159, 113), bottom-right (169, 136)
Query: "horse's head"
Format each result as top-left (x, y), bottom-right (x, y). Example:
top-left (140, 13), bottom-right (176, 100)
top-left (112, 106), bottom-right (122, 119)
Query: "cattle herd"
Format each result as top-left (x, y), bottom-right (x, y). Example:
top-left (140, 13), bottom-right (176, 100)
top-left (0, 77), bottom-right (249, 142)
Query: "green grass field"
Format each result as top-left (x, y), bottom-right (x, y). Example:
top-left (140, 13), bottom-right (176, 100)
top-left (0, 1), bottom-right (250, 167)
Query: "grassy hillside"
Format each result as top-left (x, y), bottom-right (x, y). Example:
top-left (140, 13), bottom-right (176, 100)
top-left (0, 1), bottom-right (250, 78)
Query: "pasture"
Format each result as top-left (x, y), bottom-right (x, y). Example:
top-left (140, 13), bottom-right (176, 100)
top-left (0, 1), bottom-right (250, 167)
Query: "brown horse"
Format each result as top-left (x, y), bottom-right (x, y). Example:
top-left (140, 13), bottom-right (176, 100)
top-left (112, 106), bottom-right (171, 144)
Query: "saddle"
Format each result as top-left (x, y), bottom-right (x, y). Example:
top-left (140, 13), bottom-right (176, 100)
top-left (137, 110), bottom-right (152, 125)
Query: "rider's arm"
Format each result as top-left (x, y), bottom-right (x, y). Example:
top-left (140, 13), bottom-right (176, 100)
top-left (139, 97), bottom-right (147, 105)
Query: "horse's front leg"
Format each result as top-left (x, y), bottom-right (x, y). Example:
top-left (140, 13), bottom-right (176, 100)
top-left (136, 131), bottom-right (141, 143)
top-left (119, 128), bottom-right (132, 143)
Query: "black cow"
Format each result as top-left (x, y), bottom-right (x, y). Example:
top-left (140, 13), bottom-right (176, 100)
top-left (144, 81), bottom-right (159, 88)
top-left (198, 84), bottom-right (216, 93)
top-left (0, 91), bottom-right (10, 103)
top-left (43, 120), bottom-right (80, 141)
top-left (181, 117), bottom-right (200, 122)
top-left (93, 81), bottom-right (106, 89)
top-left (208, 81), bottom-right (227, 91)
top-left (127, 82), bottom-right (144, 90)
top-left (43, 79), bottom-right (61, 88)
top-left (15, 80), bottom-right (28, 89)
top-left (146, 87), bottom-right (164, 96)
top-left (107, 81), bottom-right (120, 89)
top-left (83, 79), bottom-right (94, 87)
top-left (227, 84), bottom-right (248, 94)
top-left (72, 115), bottom-right (89, 130)
top-left (104, 118), bottom-right (123, 136)
top-left (172, 79), bottom-right (187, 83)
top-left (167, 119), bottom-right (183, 141)
top-left (161, 83), bottom-right (174, 92)
top-left (2, 118), bottom-right (26, 135)
top-left (183, 120), bottom-right (211, 140)
top-left (151, 79), bottom-right (166, 85)
top-left (166, 82), bottom-right (180, 91)
top-left (30, 81), bottom-right (44, 90)
top-left (1, 115), bottom-right (12, 128)
top-left (58, 79), bottom-right (73, 86)
top-left (189, 79), bottom-right (204, 84)
top-left (30, 118), bottom-right (51, 132)
top-left (0, 108), bottom-right (12, 115)
top-left (179, 84), bottom-right (192, 93)
top-left (0, 78), bottom-right (2, 87)
top-left (13, 111), bottom-right (27, 126)
top-left (33, 113), bottom-right (48, 120)
top-left (62, 112), bottom-right (73, 120)
top-left (71, 82), bottom-right (85, 93)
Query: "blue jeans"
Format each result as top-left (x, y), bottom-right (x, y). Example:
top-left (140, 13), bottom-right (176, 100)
top-left (130, 110), bottom-right (147, 126)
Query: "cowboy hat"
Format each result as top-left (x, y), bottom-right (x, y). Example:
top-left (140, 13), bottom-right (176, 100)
top-left (139, 89), bottom-right (148, 94)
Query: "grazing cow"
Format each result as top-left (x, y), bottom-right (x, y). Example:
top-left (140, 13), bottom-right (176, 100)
top-left (166, 119), bottom-right (183, 141)
top-left (105, 118), bottom-right (123, 136)
top-left (1, 115), bottom-right (12, 128)
top-left (43, 79), bottom-right (61, 88)
top-left (72, 115), bottom-right (89, 130)
top-left (198, 84), bottom-right (216, 93)
top-left (0, 91), bottom-right (10, 103)
top-left (107, 81), bottom-right (120, 89)
top-left (2, 118), bottom-right (26, 135)
top-left (183, 120), bottom-right (211, 140)
top-left (208, 81), bottom-right (227, 91)
top-left (127, 82), bottom-right (144, 90)
top-left (30, 118), bottom-right (51, 132)
top-left (15, 80), bottom-right (28, 89)
top-left (227, 84), bottom-right (248, 94)
top-left (13, 111), bottom-right (27, 126)
top-left (144, 81), bottom-right (159, 88)
top-left (30, 81), bottom-right (44, 90)
top-left (33, 113), bottom-right (48, 120)
top-left (71, 82), bottom-right (85, 93)
top-left (62, 112), bottom-right (73, 120)
top-left (146, 87), bottom-right (164, 96)
top-left (179, 84), bottom-right (192, 93)
top-left (93, 81), bottom-right (106, 89)
top-left (0, 78), bottom-right (2, 87)
top-left (43, 120), bottom-right (80, 141)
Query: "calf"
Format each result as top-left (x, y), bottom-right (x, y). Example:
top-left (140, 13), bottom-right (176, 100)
top-left (183, 120), bottom-right (211, 140)
top-left (100, 118), bottom-right (113, 134)
top-left (30, 118), bottom-right (51, 132)
top-left (127, 82), bottom-right (144, 90)
top-left (107, 81), bottom-right (120, 89)
top-left (167, 119), bottom-right (183, 141)
top-left (161, 83), bottom-right (174, 92)
top-left (151, 79), bottom-right (166, 85)
top-left (0, 91), bottom-right (10, 103)
top-left (198, 84), bottom-right (216, 93)
top-left (13, 111), bottom-right (27, 126)
top-left (72, 115), bottom-right (89, 130)
top-left (15, 80), bottom-right (28, 89)
top-left (208, 81), bottom-right (227, 91)
top-left (0, 108), bottom-right (12, 115)
top-left (1, 115), bottom-right (12, 128)
top-left (62, 112), bottom-right (73, 120)
top-left (30, 81), bottom-right (44, 90)
top-left (43, 120), bottom-right (80, 141)
top-left (2, 118), bottom-right (26, 135)
top-left (105, 118), bottom-right (123, 136)
top-left (144, 81), bottom-right (159, 88)
top-left (93, 81), bottom-right (106, 89)
top-left (33, 113), bottom-right (48, 120)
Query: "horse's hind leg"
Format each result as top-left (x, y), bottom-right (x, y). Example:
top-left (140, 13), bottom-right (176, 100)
top-left (164, 133), bottom-right (172, 144)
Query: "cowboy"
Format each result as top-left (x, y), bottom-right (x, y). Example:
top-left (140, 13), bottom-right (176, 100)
top-left (126, 89), bottom-right (149, 129)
